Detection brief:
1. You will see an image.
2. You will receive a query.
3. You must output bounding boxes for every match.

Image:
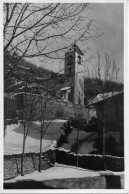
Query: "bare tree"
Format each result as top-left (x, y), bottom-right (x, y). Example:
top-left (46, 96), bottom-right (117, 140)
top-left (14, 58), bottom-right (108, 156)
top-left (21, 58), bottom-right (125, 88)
top-left (86, 52), bottom-right (123, 168)
top-left (3, 3), bottom-right (102, 81)
top-left (75, 103), bottom-right (80, 167)
top-left (20, 83), bottom-right (40, 176)
top-left (34, 96), bottom-right (61, 173)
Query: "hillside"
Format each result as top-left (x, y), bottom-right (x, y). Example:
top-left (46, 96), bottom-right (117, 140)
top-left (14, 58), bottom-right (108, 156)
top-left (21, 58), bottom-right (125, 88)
top-left (4, 51), bottom-right (71, 96)
top-left (4, 51), bottom-right (123, 100)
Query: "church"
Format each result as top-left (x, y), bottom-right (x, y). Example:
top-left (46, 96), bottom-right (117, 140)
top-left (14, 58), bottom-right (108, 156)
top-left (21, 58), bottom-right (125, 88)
top-left (58, 44), bottom-right (84, 106)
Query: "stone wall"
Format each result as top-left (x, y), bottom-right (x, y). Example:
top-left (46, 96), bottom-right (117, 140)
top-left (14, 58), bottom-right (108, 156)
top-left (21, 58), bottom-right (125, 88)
top-left (4, 175), bottom-right (125, 189)
top-left (4, 150), bottom-right (56, 180)
top-left (55, 148), bottom-right (124, 172)
top-left (4, 148), bottom-right (124, 180)
top-left (32, 176), bottom-right (107, 189)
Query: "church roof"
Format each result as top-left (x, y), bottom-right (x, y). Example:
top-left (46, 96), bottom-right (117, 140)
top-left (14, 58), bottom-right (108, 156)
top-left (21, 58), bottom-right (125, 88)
top-left (66, 44), bottom-right (84, 56)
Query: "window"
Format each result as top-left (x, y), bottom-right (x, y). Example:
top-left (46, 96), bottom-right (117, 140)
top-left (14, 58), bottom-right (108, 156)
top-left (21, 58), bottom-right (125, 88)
top-left (69, 67), bottom-right (72, 74)
top-left (68, 55), bottom-right (73, 66)
top-left (78, 55), bottom-right (81, 64)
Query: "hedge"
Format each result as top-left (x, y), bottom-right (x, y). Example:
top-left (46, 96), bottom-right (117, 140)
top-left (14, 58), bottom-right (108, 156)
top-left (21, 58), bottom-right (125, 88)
top-left (54, 148), bottom-right (124, 172)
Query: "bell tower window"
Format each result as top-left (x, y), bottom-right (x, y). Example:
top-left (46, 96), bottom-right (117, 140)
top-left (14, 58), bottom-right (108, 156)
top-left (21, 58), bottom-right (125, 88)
top-left (69, 67), bottom-right (72, 74)
top-left (78, 55), bottom-right (81, 64)
top-left (68, 55), bottom-right (73, 66)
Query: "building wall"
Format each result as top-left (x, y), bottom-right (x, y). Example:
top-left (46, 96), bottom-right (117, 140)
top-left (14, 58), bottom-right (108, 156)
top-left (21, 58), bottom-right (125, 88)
top-left (95, 93), bottom-right (124, 153)
top-left (74, 51), bottom-right (84, 105)
top-left (95, 94), bottom-right (123, 132)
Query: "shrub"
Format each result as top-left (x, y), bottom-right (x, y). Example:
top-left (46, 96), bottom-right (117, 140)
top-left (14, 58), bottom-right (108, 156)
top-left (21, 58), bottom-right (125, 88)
top-left (56, 120), bottom-right (72, 147)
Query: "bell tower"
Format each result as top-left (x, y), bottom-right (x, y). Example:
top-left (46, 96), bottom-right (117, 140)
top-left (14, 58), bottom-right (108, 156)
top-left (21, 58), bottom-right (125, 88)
top-left (64, 44), bottom-right (84, 105)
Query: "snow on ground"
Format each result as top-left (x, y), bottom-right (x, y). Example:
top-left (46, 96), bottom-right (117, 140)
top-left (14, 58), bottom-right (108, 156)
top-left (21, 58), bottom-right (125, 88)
top-left (4, 121), bottom-right (124, 187)
top-left (4, 126), bottom-right (51, 155)
top-left (4, 119), bottom-right (99, 155)
top-left (34, 119), bottom-right (67, 125)
top-left (4, 120), bottom-right (67, 155)
top-left (4, 163), bottom-right (101, 183)
top-left (4, 163), bottom-right (124, 183)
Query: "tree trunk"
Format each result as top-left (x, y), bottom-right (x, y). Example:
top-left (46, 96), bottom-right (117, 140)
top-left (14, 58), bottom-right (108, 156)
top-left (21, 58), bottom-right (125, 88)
top-left (102, 105), bottom-right (106, 171)
top-left (76, 104), bottom-right (79, 167)
top-left (39, 131), bottom-right (43, 172)
top-left (21, 82), bottom-right (27, 176)
top-left (21, 124), bottom-right (26, 176)
top-left (39, 100), bottom-right (44, 172)
top-left (76, 126), bottom-right (79, 167)
top-left (103, 125), bottom-right (105, 156)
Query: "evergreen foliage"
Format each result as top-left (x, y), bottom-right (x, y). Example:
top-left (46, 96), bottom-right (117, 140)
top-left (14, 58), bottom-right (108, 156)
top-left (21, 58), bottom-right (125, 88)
top-left (56, 120), bottom-right (72, 147)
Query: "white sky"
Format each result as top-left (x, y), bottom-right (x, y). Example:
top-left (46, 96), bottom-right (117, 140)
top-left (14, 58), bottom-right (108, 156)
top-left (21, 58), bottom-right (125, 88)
top-left (32, 3), bottom-right (124, 82)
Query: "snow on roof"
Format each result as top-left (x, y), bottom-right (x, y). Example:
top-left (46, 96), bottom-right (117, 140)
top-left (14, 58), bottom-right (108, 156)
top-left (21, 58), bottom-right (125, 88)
top-left (59, 87), bottom-right (71, 91)
top-left (88, 91), bottom-right (123, 106)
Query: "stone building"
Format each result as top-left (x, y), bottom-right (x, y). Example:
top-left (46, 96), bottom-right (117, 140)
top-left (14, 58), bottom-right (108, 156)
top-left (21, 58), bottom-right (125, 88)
top-left (59, 44), bottom-right (84, 105)
top-left (88, 91), bottom-right (124, 156)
